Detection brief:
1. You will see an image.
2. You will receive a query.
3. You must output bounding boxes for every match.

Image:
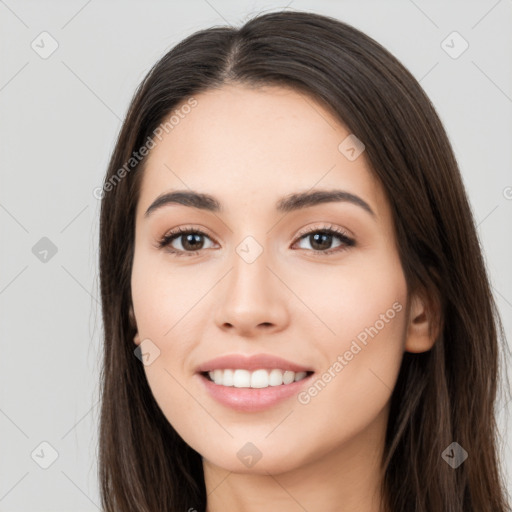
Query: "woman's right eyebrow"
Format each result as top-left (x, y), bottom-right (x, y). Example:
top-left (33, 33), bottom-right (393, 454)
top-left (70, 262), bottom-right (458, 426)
top-left (144, 189), bottom-right (375, 219)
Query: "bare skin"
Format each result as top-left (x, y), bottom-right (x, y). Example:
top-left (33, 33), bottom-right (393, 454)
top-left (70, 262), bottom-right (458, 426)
top-left (130, 84), bottom-right (436, 512)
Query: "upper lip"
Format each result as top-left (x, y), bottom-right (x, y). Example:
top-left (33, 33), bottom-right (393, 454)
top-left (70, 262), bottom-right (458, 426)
top-left (196, 354), bottom-right (314, 373)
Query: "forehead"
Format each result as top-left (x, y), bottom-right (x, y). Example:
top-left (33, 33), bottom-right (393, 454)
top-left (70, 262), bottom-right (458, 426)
top-left (136, 84), bottom-right (387, 220)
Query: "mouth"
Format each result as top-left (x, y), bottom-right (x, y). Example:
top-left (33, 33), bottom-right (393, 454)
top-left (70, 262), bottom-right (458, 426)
top-left (195, 353), bottom-right (315, 411)
top-left (197, 368), bottom-right (315, 412)
top-left (201, 368), bottom-right (315, 388)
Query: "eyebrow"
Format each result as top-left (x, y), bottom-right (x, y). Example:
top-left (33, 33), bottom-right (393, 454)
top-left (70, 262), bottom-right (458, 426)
top-left (144, 189), bottom-right (375, 218)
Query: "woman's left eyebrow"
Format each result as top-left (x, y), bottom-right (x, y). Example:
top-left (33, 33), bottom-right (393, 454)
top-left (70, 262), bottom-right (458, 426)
top-left (144, 189), bottom-right (375, 218)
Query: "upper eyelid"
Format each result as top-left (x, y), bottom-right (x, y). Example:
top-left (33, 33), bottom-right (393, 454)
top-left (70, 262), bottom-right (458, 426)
top-left (295, 224), bottom-right (352, 238)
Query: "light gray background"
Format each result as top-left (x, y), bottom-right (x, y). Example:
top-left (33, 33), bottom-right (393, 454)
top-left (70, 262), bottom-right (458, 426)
top-left (1, 0), bottom-right (511, 510)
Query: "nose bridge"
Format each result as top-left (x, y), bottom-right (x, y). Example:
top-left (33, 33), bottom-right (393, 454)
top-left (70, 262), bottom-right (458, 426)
top-left (228, 235), bottom-right (274, 306)
top-left (231, 238), bottom-right (269, 294)
top-left (213, 232), bottom-right (289, 334)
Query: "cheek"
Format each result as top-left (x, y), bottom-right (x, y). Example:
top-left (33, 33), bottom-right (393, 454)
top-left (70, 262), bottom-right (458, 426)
top-left (295, 251), bottom-right (408, 407)
top-left (293, 290), bottom-right (407, 455)
top-left (130, 248), bottom-right (208, 419)
top-left (291, 246), bottom-right (407, 345)
top-left (131, 246), bottom-right (202, 339)
top-left (131, 255), bottom-right (201, 438)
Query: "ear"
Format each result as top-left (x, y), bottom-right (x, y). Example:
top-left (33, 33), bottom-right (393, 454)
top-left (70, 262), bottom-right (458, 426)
top-left (404, 293), bottom-right (439, 353)
top-left (129, 305), bottom-right (141, 346)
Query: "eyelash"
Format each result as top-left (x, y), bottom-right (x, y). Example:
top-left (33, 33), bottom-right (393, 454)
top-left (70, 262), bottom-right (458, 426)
top-left (157, 224), bottom-right (355, 258)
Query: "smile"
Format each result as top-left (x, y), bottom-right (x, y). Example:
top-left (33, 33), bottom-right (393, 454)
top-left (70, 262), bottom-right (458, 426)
top-left (204, 368), bottom-right (312, 388)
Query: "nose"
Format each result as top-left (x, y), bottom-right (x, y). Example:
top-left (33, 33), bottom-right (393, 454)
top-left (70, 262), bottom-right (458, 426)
top-left (214, 249), bottom-right (289, 337)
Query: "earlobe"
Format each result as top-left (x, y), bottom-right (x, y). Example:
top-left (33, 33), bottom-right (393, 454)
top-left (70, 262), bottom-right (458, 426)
top-left (129, 305), bottom-right (141, 346)
top-left (404, 293), bottom-right (438, 353)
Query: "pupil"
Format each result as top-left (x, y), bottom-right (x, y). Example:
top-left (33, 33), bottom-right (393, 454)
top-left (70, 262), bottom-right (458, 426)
top-left (183, 233), bottom-right (203, 250)
top-left (311, 233), bottom-right (331, 250)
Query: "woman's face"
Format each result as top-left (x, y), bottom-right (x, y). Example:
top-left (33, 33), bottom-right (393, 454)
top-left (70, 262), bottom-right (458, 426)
top-left (131, 84), bottom-right (413, 475)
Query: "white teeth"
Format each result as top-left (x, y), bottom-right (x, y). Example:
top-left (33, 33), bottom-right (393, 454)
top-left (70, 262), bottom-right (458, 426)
top-left (233, 369), bottom-right (251, 388)
top-left (251, 369), bottom-right (269, 388)
top-left (294, 371), bottom-right (307, 382)
top-left (206, 369), bottom-right (310, 388)
top-left (213, 369), bottom-right (223, 385)
top-left (269, 368), bottom-right (283, 386)
top-left (222, 369), bottom-right (234, 386)
top-left (283, 370), bottom-right (295, 385)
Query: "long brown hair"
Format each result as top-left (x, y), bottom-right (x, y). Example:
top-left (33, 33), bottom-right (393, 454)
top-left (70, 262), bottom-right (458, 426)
top-left (98, 10), bottom-right (511, 511)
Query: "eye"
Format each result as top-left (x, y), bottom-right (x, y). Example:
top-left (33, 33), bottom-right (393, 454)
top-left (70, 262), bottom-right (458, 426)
top-left (158, 224), bottom-right (355, 257)
top-left (158, 226), bottom-right (217, 256)
top-left (292, 224), bottom-right (355, 255)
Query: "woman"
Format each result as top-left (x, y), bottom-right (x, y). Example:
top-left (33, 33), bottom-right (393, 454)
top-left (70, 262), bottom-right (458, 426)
top-left (98, 10), bottom-right (511, 511)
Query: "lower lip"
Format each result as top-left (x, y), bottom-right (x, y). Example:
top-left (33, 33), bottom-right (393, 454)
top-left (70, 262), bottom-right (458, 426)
top-left (197, 372), bottom-right (314, 412)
